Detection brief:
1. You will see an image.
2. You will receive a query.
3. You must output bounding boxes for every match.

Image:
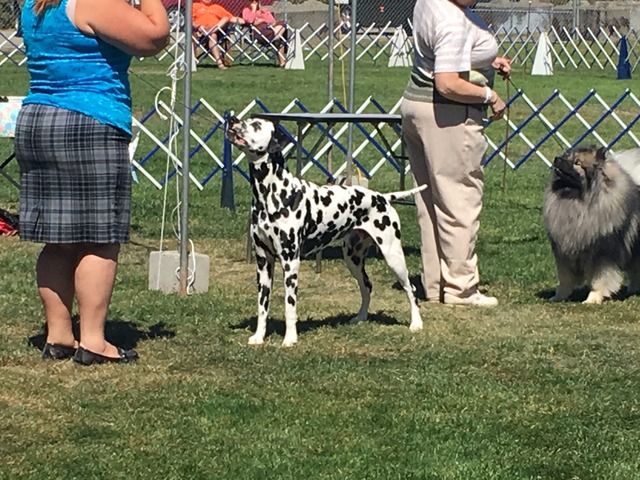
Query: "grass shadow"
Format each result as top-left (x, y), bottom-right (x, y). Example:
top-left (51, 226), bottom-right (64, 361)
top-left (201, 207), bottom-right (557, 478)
top-left (128, 239), bottom-right (159, 253)
top-left (194, 62), bottom-right (279, 70)
top-left (27, 316), bottom-right (176, 351)
top-left (230, 311), bottom-right (401, 340)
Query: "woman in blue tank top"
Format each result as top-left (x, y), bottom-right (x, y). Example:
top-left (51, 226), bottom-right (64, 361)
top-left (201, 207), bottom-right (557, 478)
top-left (16, 0), bottom-right (169, 365)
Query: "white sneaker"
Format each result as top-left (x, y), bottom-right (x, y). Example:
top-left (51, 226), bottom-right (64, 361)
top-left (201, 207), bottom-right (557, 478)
top-left (443, 292), bottom-right (498, 307)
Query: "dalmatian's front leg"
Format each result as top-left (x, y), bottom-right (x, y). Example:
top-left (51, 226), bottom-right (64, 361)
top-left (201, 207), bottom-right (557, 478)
top-left (281, 255), bottom-right (301, 347)
top-left (250, 244), bottom-right (275, 345)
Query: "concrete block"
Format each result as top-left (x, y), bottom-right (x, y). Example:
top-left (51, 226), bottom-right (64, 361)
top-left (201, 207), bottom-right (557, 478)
top-left (148, 250), bottom-right (210, 294)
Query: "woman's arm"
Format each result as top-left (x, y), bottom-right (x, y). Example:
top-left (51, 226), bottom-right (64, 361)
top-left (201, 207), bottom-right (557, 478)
top-left (74, 0), bottom-right (170, 57)
top-left (258, 9), bottom-right (276, 25)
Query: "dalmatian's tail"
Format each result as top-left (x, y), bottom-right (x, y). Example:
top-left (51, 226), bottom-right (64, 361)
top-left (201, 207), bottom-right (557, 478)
top-left (383, 184), bottom-right (428, 202)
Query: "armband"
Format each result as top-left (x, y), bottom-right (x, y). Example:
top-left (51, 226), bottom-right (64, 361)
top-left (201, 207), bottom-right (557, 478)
top-left (483, 86), bottom-right (493, 104)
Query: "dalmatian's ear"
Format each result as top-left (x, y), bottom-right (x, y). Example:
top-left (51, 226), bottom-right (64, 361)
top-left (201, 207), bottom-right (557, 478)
top-left (267, 124), bottom-right (289, 154)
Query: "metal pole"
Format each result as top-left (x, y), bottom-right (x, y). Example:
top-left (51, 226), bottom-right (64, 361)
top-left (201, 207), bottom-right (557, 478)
top-left (327, 0), bottom-right (336, 101)
top-left (327, 0), bottom-right (334, 104)
top-left (346, 0), bottom-right (357, 182)
top-left (179, 0), bottom-right (193, 297)
top-left (316, 0), bottom-right (337, 274)
top-left (220, 111), bottom-right (236, 210)
top-left (283, 0), bottom-right (288, 27)
top-left (327, 0), bottom-right (335, 172)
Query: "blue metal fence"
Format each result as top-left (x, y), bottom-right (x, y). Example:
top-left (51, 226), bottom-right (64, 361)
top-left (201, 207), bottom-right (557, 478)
top-left (130, 88), bottom-right (639, 192)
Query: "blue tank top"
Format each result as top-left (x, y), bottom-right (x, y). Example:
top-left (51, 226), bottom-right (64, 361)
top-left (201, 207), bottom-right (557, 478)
top-left (21, 0), bottom-right (133, 135)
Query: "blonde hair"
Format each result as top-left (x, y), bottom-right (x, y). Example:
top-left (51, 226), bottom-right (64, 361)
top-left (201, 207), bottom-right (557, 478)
top-left (33, 0), bottom-right (62, 15)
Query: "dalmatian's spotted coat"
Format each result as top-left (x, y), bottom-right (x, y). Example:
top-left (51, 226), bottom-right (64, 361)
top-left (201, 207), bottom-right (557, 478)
top-left (226, 117), bottom-right (425, 346)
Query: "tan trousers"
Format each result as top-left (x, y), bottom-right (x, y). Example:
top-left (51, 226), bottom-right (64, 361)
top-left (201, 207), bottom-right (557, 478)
top-left (401, 98), bottom-right (488, 300)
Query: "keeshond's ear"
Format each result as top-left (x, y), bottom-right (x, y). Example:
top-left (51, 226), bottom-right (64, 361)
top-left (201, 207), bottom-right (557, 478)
top-left (596, 146), bottom-right (608, 163)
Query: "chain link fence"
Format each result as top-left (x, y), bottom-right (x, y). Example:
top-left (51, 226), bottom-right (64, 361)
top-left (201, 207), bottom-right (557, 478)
top-left (1, 1), bottom-right (638, 69)
top-left (474, 4), bottom-right (633, 36)
top-left (2, 1), bottom-right (637, 35)
top-left (0, 0), bottom-right (20, 30)
top-left (263, 0), bottom-right (414, 34)
top-left (269, 1), bottom-right (637, 35)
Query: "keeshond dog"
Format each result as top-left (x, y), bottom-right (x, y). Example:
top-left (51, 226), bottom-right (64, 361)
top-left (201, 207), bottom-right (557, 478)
top-left (542, 145), bottom-right (640, 304)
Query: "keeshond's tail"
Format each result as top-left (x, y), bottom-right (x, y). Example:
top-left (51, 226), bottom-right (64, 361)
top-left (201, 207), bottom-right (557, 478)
top-left (382, 184), bottom-right (428, 202)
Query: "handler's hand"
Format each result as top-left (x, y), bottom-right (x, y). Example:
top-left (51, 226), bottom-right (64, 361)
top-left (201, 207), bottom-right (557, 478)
top-left (492, 56), bottom-right (512, 79)
top-left (489, 92), bottom-right (507, 121)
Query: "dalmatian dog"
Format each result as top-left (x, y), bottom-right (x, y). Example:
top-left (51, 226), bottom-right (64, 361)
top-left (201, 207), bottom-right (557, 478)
top-left (226, 116), bottom-right (425, 347)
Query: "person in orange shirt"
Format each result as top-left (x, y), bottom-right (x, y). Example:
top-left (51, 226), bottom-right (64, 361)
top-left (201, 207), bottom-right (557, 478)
top-left (242, 0), bottom-right (288, 67)
top-left (192, 0), bottom-right (245, 69)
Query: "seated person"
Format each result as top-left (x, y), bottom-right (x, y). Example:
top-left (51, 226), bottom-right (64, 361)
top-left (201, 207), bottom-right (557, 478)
top-left (241, 0), bottom-right (289, 68)
top-left (193, 0), bottom-right (245, 69)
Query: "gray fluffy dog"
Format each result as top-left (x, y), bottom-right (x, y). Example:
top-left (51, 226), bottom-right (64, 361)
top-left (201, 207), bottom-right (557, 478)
top-left (543, 145), bottom-right (640, 304)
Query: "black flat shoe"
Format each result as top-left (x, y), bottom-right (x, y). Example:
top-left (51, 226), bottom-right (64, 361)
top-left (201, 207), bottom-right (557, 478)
top-left (73, 346), bottom-right (139, 366)
top-left (42, 343), bottom-right (76, 360)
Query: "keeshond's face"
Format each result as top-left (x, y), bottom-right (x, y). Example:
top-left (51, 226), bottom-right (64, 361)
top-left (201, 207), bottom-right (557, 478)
top-left (551, 146), bottom-right (607, 198)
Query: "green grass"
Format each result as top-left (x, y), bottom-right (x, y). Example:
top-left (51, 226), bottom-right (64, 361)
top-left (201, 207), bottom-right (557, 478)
top-left (1, 60), bottom-right (639, 480)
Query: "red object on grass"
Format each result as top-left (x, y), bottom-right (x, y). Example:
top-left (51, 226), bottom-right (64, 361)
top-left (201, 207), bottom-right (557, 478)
top-left (0, 208), bottom-right (18, 236)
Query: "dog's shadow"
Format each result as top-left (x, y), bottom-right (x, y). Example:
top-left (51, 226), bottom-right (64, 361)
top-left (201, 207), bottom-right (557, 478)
top-left (230, 311), bottom-right (401, 340)
top-left (536, 286), bottom-right (633, 302)
top-left (392, 274), bottom-right (427, 301)
top-left (27, 315), bottom-right (176, 351)
top-left (303, 248), bottom-right (425, 300)
top-left (305, 245), bottom-right (421, 261)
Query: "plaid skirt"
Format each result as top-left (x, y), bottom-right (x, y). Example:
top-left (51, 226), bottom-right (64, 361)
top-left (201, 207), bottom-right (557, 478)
top-left (15, 104), bottom-right (131, 244)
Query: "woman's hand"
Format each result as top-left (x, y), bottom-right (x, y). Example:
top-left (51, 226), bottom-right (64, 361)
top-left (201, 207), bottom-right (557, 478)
top-left (492, 56), bottom-right (511, 79)
top-left (488, 91), bottom-right (507, 121)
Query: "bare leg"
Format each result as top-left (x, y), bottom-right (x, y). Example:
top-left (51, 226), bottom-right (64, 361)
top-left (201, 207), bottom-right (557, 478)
top-left (271, 24), bottom-right (287, 67)
top-left (207, 32), bottom-right (227, 69)
top-left (277, 44), bottom-right (286, 67)
top-left (37, 244), bottom-right (78, 347)
top-left (211, 18), bottom-right (231, 69)
top-left (75, 244), bottom-right (121, 357)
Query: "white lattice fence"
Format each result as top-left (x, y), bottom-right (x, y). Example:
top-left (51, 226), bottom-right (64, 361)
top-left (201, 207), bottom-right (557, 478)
top-left (2, 22), bottom-right (638, 71)
top-left (0, 29), bottom-right (25, 67)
